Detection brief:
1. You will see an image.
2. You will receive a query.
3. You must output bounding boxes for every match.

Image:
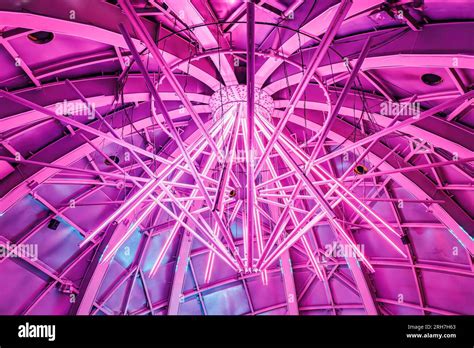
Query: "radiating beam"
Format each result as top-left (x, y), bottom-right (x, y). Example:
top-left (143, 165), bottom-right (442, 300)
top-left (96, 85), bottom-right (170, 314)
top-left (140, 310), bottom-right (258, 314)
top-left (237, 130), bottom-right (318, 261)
top-left (245, 0), bottom-right (257, 271)
top-left (257, 115), bottom-right (397, 260)
top-left (345, 250), bottom-right (378, 315)
top-left (0, 155), bottom-right (147, 184)
top-left (213, 106), bottom-right (241, 212)
top-left (341, 157), bottom-right (474, 182)
top-left (254, 0), bottom-right (352, 173)
top-left (167, 231), bottom-right (193, 315)
top-left (255, 118), bottom-right (374, 271)
top-left (256, 37), bottom-right (376, 261)
top-left (0, 90), bottom-right (165, 163)
top-left (264, 37), bottom-right (371, 245)
top-left (149, 123), bottom-right (232, 277)
top-left (307, 36), bottom-right (372, 158)
top-left (120, 24), bottom-right (243, 270)
top-left (260, 117), bottom-right (406, 255)
top-left (71, 222), bottom-right (130, 315)
top-left (117, 0), bottom-right (223, 156)
top-left (313, 90), bottom-right (474, 165)
top-left (93, 111), bottom-right (236, 268)
top-left (254, 127), bottom-right (324, 280)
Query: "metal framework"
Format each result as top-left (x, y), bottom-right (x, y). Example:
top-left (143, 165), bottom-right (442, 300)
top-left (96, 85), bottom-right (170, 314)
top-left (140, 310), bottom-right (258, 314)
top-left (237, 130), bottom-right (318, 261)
top-left (0, 0), bottom-right (472, 316)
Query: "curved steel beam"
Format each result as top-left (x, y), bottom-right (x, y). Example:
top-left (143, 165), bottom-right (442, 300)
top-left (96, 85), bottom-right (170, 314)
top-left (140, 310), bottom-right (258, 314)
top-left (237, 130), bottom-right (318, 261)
top-left (163, 0), bottom-right (238, 86)
top-left (2, 95), bottom-right (470, 256)
top-left (0, 7), bottom-right (221, 90)
top-left (273, 99), bottom-right (473, 159)
top-left (71, 222), bottom-right (130, 315)
top-left (264, 53), bottom-right (474, 95)
top-left (255, 0), bottom-right (385, 87)
top-left (280, 110), bottom-right (474, 255)
top-left (0, 103), bottom-right (210, 213)
top-left (0, 87), bottom-right (208, 134)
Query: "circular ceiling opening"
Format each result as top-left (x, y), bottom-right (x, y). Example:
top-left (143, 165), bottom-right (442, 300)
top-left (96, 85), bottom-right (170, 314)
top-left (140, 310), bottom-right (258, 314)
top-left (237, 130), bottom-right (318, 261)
top-left (27, 31), bottom-right (54, 44)
top-left (421, 73), bottom-right (443, 86)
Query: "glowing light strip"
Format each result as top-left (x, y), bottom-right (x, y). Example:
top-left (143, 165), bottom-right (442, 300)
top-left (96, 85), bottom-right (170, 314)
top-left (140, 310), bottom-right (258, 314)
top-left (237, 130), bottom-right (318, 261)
top-left (148, 112), bottom-right (237, 276)
top-left (255, 117), bottom-right (374, 271)
top-left (257, 115), bottom-right (407, 258)
top-left (254, 125), bottom-right (324, 280)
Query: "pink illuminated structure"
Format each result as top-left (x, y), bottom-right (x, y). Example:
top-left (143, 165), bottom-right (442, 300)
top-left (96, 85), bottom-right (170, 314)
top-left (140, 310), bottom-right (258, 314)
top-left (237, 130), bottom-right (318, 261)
top-left (0, 0), bottom-right (472, 316)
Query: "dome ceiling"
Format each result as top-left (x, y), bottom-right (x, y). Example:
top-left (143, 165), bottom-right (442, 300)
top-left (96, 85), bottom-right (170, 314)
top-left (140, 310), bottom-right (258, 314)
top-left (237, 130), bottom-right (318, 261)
top-left (0, 0), bottom-right (472, 316)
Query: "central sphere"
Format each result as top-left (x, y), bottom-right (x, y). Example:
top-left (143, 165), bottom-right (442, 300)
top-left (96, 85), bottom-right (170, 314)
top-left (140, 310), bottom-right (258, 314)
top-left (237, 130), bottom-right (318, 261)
top-left (209, 85), bottom-right (274, 120)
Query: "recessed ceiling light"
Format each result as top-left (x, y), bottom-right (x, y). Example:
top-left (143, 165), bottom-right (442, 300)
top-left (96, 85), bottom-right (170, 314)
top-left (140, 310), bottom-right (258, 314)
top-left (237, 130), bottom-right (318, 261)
top-left (421, 73), bottom-right (443, 86)
top-left (27, 31), bottom-right (54, 45)
top-left (47, 218), bottom-right (60, 230)
top-left (104, 155), bottom-right (120, 166)
top-left (354, 164), bottom-right (368, 175)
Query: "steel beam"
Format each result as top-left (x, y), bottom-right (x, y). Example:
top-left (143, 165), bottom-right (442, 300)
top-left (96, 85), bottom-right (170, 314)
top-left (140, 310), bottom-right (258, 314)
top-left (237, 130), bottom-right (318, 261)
top-left (255, 0), bottom-right (353, 173)
top-left (118, 0), bottom-right (223, 155)
top-left (71, 222), bottom-right (130, 315)
top-left (120, 23), bottom-right (243, 270)
top-left (164, 0), bottom-right (238, 87)
top-left (167, 231), bottom-right (193, 315)
top-left (149, 120), bottom-right (235, 276)
top-left (255, 0), bottom-right (380, 86)
top-left (307, 36), bottom-right (372, 159)
top-left (313, 90), bottom-right (474, 166)
top-left (246, 0), bottom-right (257, 270)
